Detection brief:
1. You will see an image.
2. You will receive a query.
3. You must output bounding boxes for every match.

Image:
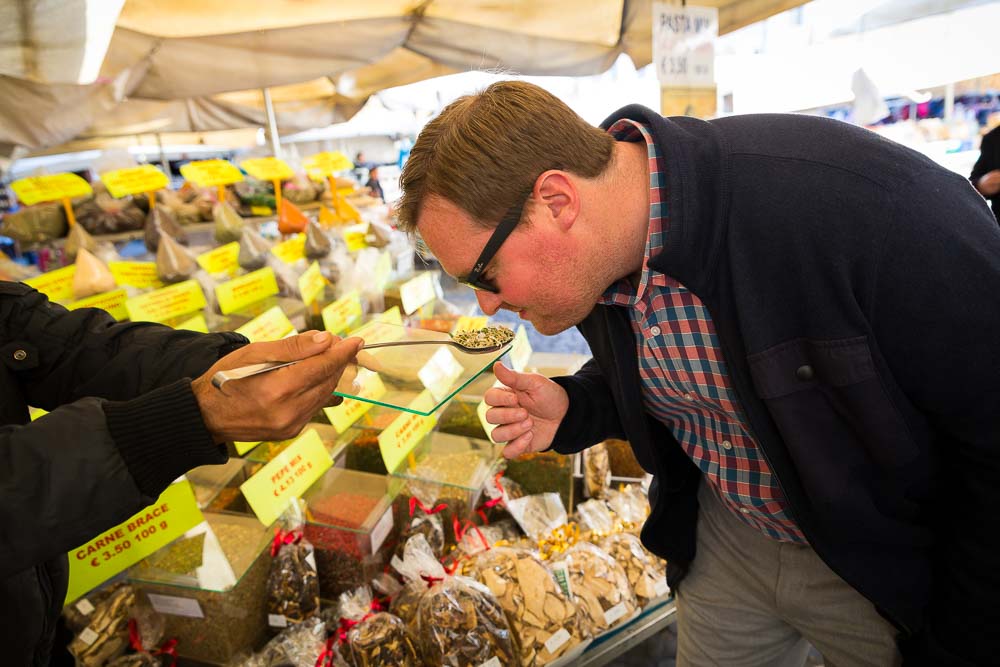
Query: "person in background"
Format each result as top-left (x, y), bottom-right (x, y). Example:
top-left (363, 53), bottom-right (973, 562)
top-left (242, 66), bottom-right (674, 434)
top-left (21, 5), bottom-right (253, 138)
top-left (970, 123), bottom-right (1000, 222)
top-left (366, 165), bottom-right (386, 202)
top-left (0, 280), bottom-right (364, 664)
top-left (396, 80), bottom-right (1000, 666)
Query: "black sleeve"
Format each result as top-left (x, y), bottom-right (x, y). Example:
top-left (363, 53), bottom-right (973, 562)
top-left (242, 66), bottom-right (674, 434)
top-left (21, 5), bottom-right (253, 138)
top-left (871, 171), bottom-right (1000, 665)
top-left (549, 358), bottom-right (627, 454)
top-left (0, 282), bottom-right (247, 577)
top-left (969, 128), bottom-right (999, 201)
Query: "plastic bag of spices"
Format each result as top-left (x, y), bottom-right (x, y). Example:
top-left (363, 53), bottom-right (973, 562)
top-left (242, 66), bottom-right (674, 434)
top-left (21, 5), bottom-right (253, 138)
top-left (394, 496), bottom-right (447, 561)
top-left (68, 584), bottom-right (136, 666)
top-left (238, 227), bottom-right (273, 271)
top-left (598, 532), bottom-right (669, 607)
top-left (583, 441), bottom-right (612, 499)
top-left (548, 541), bottom-right (639, 634)
top-left (574, 499), bottom-right (616, 536)
top-left (266, 505), bottom-right (321, 628)
top-left (472, 545), bottom-right (589, 666)
top-left (393, 534), bottom-right (519, 666)
top-left (155, 232), bottom-right (198, 284)
top-left (506, 493), bottom-right (568, 542)
top-left (338, 586), bottom-right (421, 667)
top-left (143, 204), bottom-right (187, 253)
top-left (213, 201), bottom-right (246, 244)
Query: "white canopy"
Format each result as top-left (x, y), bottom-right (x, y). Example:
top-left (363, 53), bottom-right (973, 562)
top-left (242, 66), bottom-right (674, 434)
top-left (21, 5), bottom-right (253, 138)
top-left (0, 0), bottom-right (809, 163)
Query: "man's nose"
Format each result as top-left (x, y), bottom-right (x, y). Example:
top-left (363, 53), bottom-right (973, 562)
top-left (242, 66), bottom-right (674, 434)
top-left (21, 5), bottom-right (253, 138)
top-left (475, 290), bottom-right (502, 316)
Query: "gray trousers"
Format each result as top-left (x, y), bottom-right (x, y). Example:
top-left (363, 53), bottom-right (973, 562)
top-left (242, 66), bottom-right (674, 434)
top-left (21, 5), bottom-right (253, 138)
top-left (675, 483), bottom-right (902, 667)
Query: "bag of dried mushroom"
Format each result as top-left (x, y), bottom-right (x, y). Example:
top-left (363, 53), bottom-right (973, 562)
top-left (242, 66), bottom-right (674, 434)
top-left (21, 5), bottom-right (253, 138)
top-left (393, 534), bottom-right (520, 666)
top-left (574, 499), bottom-right (617, 536)
top-left (549, 542), bottom-right (639, 634)
top-left (582, 442), bottom-right (612, 500)
top-left (394, 496), bottom-right (447, 560)
top-left (605, 484), bottom-right (651, 530)
top-left (68, 584), bottom-right (137, 666)
top-left (472, 546), bottom-right (590, 666)
top-left (266, 529), bottom-right (320, 628)
top-left (598, 533), bottom-right (669, 607)
top-left (506, 493), bottom-right (568, 542)
top-left (338, 586), bottom-right (421, 667)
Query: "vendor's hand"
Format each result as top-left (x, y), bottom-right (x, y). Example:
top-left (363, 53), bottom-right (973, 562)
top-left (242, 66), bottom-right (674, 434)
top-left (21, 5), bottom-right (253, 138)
top-left (485, 362), bottom-right (569, 459)
top-left (191, 331), bottom-right (363, 442)
top-left (977, 169), bottom-right (1000, 197)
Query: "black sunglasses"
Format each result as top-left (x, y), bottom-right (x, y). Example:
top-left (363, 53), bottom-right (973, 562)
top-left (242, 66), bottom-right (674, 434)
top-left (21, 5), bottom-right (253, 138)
top-left (458, 191), bottom-right (531, 293)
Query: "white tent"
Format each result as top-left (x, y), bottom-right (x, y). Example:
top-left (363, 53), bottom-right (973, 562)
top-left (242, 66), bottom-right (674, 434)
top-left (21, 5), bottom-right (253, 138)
top-left (0, 0), bottom-right (810, 164)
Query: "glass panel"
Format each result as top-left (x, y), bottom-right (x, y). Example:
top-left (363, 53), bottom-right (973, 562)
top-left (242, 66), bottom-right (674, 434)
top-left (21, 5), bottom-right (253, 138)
top-left (334, 322), bottom-right (512, 415)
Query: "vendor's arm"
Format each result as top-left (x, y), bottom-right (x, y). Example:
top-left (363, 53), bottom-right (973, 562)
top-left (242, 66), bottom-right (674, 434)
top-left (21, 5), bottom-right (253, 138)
top-left (0, 282), bottom-right (362, 576)
top-left (873, 170), bottom-right (1000, 665)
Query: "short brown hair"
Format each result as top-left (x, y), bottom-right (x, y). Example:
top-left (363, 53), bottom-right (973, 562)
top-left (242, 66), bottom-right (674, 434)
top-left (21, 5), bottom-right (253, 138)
top-left (397, 80), bottom-right (615, 232)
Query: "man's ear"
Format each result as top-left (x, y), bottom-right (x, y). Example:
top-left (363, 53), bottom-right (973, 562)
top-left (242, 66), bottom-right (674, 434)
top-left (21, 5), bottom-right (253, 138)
top-left (535, 170), bottom-right (579, 231)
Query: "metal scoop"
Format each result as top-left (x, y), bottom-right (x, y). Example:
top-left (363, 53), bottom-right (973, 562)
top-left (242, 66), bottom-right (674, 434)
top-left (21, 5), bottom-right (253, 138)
top-left (210, 329), bottom-right (514, 389)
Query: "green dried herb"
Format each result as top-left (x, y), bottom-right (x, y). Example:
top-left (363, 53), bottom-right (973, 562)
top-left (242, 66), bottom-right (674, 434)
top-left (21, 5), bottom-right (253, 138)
top-left (451, 325), bottom-right (515, 349)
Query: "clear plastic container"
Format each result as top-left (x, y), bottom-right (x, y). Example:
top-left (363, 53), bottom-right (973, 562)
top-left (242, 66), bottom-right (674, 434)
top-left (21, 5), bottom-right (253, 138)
top-left (505, 450), bottom-right (575, 512)
top-left (186, 458), bottom-right (258, 515)
top-left (301, 467), bottom-right (401, 600)
top-left (243, 423), bottom-right (352, 465)
top-left (128, 512), bottom-right (272, 664)
top-left (391, 431), bottom-right (502, 544)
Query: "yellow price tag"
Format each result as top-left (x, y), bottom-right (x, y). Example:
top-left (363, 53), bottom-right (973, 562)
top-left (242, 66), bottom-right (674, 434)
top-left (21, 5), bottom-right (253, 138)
top-left (125, 280), bottom-right (206, 323)
top-left (323, 369), bottom-right (387, 433)
top-left (100, 165), bottom-right (168, 199)
top-left (250, 205), bottom-right (272, 217)
top-left (348, 308), bottom-right (405, 345)
top-left (24, 265), bottom-right (77, 302)
top-left (67, 288), bottom-right (129, 321)
top-left (65, 481), bottom-right (204, 604)
top-left (509, 324), bottom-right (533, 372)
top-left (179, 159), bottom-right (244, 187)
top-left (29, 407), bottom-right (49, 421)
top-left (377, 392), bottom-right (438, 473)
top-left (215, 267), bottom-right (279, 315)
top-left (453, 316), bottom-right (489, 334)
top-left (235, 305), bottom-right (295, 343)
top-left (400, 272), bottom-right (437, 315)
top-left (11, 173), bottom-right (93, 206)
top-left (240, 429), bottom-right (332, 526)
top-left (234, 441), bottom-right (262, 456)
top-left (374, 251), bottom-right (392, 290)
top-left (109, 261), bottom-right (162, 289)
top-left (175, 312), bottom-right (209, 333)
top-left (240, 157), bottom-right (294, 182)
top-left (376, 306), bottom-right (403, 327)
top-left (321, 290), bottom-right (363, 335)
top-left (271, 234), bottom-right (306, 264)
top-left (298, 262), bottom-right (326, 306)
top-left (196, 242), bottom-right (240, 276)
top-left (304, 151), bottom-right (353, 179)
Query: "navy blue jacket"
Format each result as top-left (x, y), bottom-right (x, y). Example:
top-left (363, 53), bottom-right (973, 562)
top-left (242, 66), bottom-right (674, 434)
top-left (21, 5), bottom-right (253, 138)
top-left (550, 107), bottom-right (1000, 665)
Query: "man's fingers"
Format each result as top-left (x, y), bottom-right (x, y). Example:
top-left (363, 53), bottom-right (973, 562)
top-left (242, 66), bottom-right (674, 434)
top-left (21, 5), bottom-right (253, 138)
top-left (502, 431), bottom-right (534, 459)
top-left (486, 406), bottom-right (528, 426)
top-left (493, 362), bottom-right (533, 392)
top-left (230, 331), bottom-right (337, 365)
top-left (485, 386), bottom-right (519, 408)
top-left (491, 418), bottom-right (532, 444)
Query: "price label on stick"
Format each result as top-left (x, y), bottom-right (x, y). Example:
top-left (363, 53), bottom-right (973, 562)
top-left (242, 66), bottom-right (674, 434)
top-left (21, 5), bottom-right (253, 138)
top-left (179, 159), bottom-right (244, 188)
top-left (11, 173), bottom-right (92, 206)
top-left (101, 165), bottom-right (168, 198)
top-left (240, 429), bottom-right (332, 526)
top-left (304, 152), bottom-right (353, 179)
top-left (241, 157), bottom-right (294, 182)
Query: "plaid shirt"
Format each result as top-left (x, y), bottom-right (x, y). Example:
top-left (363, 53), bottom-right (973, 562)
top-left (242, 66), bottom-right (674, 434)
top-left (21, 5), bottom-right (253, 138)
top-left (600, 119), bottom-right (806, 544)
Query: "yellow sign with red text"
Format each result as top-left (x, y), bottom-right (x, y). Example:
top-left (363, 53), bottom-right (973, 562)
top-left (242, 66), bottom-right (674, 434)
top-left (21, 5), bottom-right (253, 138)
top-left (24, 265), bottom-right (77, 302)
top-left (271, 234), bottom-right (306, 264)
top-left (12, 173), bottom-right (93, 206)
top-left (240, 429), bottom-right (332, 526)
top-left (304, 152), bottom-right (353, 179)
top-left (109, 261), bottom-right (162, 289)
top-left (298, 262), bottom-right (326, 306)
top-left (377, 392), bottom-right (438, 472)
top-left (321, 290), bottom-right (363, 334)
top-left (68, 288), bottom-right (129, 321)
top-left (125, 280), bottom-right (206, 323)
top-left (323, 369), bottom-right (387, 433)
top-left (235, 305), bottom-right (295, 343)
top-left (100, 165), bottom-right (168, 198)
top-left (180, 160), bottom-right (243, 188)
top-left (241, 157), bottom-right (293, 182)
top-left (215, 267), bottom-right (279, 315)
top-left (196, 242), bottom-right (240, 277)
top-left (65, 481), bottom-right (204, 604)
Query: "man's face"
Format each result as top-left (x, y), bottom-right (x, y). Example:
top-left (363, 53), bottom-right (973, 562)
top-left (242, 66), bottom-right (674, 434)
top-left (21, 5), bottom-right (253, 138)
top-left (416, 196), bottom-right (600, 335)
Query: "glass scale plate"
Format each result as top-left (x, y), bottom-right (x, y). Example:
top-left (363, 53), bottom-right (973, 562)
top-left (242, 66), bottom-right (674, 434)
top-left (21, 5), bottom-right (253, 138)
top-left (333, 321), bottom-right (512, 416)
